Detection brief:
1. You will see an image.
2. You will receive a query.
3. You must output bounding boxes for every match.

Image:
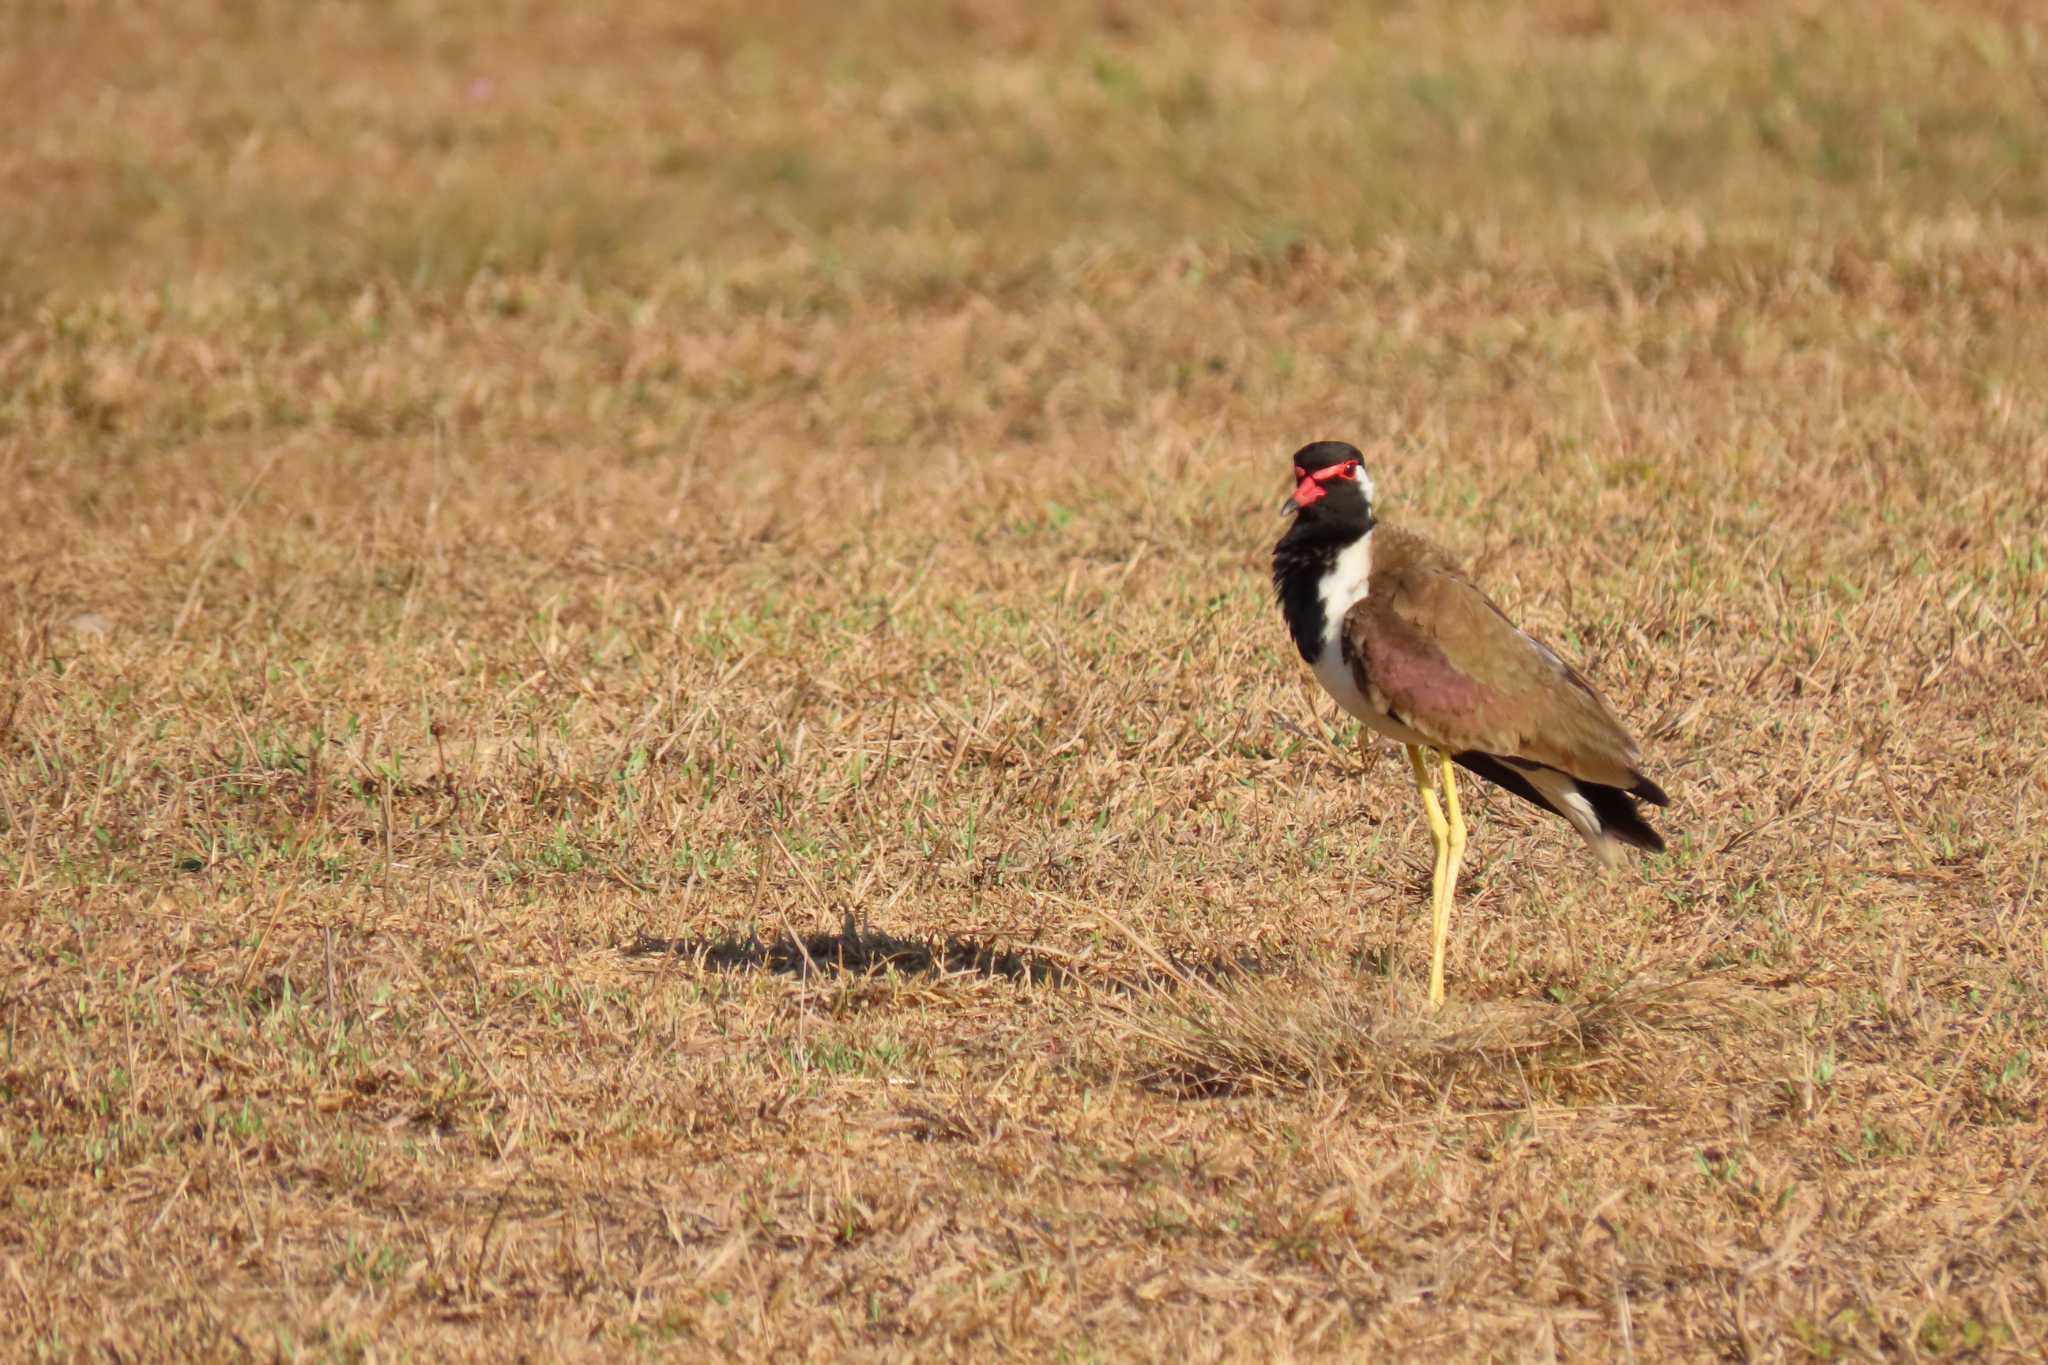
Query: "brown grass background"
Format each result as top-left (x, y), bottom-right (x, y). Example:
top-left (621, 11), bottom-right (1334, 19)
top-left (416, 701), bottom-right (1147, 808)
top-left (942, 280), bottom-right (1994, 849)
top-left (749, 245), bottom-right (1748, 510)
top-left (3, 0), bottom-right (2046, 1358)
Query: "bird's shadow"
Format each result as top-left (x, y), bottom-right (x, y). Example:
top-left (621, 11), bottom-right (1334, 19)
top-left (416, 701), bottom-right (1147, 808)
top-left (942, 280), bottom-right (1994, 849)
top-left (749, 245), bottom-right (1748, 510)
top-left (625, 922), bottom-right (1265, 995)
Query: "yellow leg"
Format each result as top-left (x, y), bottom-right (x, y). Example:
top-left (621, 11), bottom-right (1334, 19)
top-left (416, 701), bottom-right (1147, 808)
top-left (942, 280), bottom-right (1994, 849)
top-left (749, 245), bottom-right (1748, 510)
top-left (1406, 745), bottom-right (1451, 1008)
top-left (1433, 751), bottom-right (1467, 1010)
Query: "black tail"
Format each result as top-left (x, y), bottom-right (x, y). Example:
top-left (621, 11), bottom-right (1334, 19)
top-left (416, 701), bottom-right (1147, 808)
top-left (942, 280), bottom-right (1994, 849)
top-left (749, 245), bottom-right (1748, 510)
top-left (1453, 752), bottom-right (1667, 854)
top-left (1577, 778), bottom-right (1666, 853)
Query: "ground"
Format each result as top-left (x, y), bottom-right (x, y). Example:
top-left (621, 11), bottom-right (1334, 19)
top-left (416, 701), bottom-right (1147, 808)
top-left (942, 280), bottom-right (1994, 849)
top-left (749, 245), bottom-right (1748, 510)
top-left (3, 1), bottom-right (2046, 1359)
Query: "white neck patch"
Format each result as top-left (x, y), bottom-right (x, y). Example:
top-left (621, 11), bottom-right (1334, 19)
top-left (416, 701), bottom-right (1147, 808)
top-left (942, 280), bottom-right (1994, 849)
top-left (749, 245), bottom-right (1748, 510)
top-left (1315, 528), bottom-right (1374, 632)
top-left (1308, 528), bottom-right (1385, 730)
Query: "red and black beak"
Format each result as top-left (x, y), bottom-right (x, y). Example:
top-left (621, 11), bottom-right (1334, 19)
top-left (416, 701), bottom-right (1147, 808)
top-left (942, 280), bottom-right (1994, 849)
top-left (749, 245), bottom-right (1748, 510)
top-left (1282, 459), bottom-right (1361, 513)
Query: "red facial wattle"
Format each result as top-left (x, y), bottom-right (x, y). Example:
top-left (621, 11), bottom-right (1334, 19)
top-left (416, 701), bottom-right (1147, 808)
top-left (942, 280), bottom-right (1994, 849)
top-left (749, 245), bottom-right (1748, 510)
top-left (1291, 459), bottom-right (1360, 508)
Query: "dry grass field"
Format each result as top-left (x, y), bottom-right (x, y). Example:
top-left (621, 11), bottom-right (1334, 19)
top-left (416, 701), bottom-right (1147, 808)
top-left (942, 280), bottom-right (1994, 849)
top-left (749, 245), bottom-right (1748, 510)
top-left (5, 0), bottom-right (2048, 1358)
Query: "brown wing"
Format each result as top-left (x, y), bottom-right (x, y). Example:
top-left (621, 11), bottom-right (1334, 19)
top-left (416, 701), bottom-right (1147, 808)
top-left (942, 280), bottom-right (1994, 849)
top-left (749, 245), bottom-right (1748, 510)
top-left (1343, 541), bottom-right (1646, 789)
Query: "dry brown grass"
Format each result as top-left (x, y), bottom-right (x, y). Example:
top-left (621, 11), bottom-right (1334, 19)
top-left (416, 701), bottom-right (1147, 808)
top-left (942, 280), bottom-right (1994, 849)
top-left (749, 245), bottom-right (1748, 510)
top-left (4, 0), bottom-right (2047, 1358)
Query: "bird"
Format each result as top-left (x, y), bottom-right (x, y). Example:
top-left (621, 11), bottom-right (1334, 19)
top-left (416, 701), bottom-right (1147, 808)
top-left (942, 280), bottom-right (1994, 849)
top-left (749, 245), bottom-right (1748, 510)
top-left (1270, 440), bottom-right (1669, 1009)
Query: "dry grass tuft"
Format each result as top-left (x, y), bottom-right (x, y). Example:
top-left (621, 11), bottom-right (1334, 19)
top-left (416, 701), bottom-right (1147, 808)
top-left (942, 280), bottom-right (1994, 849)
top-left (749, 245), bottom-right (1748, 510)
top-left (1124, 964), bottom-right (1771, 1100)
top-left (5, 0), bottom-right (2048, 1358)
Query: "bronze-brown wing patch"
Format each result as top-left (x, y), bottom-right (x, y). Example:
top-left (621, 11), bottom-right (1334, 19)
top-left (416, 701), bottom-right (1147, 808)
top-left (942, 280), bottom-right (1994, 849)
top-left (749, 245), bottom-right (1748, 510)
top-left (1344, 549), bottom-right (1646, 790)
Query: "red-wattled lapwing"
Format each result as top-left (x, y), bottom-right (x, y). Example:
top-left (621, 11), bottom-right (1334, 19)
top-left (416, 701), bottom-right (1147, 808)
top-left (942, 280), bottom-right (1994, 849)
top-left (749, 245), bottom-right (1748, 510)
top-left (1271, 440), bottom-right (1669, 1008)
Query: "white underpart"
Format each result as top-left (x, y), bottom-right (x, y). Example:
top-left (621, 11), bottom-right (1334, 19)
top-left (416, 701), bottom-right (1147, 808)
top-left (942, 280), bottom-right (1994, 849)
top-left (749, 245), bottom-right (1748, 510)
top-left (1514, 760), bottom-right (1622, 863)
top-left (1519, 765), bottom-right (1599, 838)
top-left (1307, 530), bottom-right (1434, 750)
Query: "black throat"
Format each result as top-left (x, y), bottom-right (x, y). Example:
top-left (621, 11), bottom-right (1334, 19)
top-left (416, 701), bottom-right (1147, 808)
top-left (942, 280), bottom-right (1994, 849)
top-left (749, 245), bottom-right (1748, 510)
top-left (1272, 509), bottom-right (1374, 664)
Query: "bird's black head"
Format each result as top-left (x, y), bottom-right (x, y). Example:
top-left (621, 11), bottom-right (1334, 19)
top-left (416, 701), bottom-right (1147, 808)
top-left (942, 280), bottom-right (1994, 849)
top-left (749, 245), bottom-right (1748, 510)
top-left (1272, 441), bottom-right (1378, 663)
top-left (1282, 441), bottom-right (1375, 524)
